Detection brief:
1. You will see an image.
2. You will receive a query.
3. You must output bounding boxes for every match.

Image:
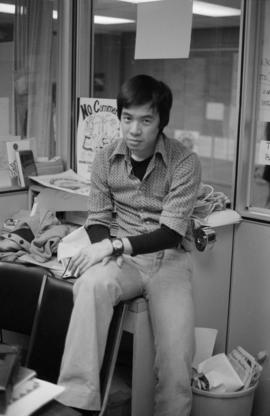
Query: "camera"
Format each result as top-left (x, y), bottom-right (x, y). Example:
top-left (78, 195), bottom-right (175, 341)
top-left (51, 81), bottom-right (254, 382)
top-left (193, 226), bottom-right (216, 252)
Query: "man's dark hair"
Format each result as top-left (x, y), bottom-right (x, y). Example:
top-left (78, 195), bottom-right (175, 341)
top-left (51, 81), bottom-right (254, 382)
top-left (117, 74), bottom-right (173, 132)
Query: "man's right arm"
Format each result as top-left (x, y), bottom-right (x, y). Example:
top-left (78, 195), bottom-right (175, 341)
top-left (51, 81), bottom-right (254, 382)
top-left (85, 223), bottom-right (182, 256)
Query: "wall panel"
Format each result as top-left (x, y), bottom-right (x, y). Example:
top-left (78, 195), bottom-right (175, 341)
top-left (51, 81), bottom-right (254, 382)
top-left (228, 220), bottom-right (270, 416)
top-left (192, 225), bottom-right (234, 353)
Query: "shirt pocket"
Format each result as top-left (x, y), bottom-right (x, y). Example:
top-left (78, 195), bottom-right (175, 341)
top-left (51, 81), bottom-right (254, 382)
top-left (151, 181), bottom-right (170, 201)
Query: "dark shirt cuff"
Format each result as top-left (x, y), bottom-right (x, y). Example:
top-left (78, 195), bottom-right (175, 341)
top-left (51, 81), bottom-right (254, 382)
top-left (85, 224), bottom-right (110, 243)
top-left (128, 225), bottom-right (182, 256)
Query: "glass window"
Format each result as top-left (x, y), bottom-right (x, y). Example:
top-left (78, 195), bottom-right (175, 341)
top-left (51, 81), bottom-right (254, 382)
top-left (0, 0), bottom-right (68, 190)
top-left (236, 0), bottom-right (270, 218)
top-left (92, 0), bottom-right (242, 202)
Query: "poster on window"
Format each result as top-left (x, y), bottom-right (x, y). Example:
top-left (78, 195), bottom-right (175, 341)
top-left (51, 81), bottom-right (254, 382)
top-left (258, 140), bottom-right (270, 165)
top-left (76, 98), bottom-right (121, 180)
top-left (259, 1), bottom-right (270, 122)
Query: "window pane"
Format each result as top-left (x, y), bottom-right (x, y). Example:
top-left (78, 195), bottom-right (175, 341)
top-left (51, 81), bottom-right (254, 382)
top-left (0, 0), bottom-right (59, 189)
top-left (93, 0), bottom-right (241, 202)
top-left (249, 0), bottom-right (270, 210)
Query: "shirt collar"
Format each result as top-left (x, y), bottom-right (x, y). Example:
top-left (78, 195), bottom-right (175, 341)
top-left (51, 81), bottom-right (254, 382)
top-left (109, 133), bottom-right (168, 167)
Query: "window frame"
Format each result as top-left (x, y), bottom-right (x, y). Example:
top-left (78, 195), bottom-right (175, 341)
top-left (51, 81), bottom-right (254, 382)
top-left (235, 0), bottom-right (270, 221)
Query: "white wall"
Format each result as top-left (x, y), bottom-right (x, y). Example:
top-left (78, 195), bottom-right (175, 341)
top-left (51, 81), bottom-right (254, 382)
top-left (227, 220), bottom-right (270, 416)
top-left (192, 225), bottom-right (234, 353)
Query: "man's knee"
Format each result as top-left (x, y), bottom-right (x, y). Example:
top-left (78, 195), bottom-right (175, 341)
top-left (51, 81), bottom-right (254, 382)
top-left (73, 263), bottom-right (121, 303)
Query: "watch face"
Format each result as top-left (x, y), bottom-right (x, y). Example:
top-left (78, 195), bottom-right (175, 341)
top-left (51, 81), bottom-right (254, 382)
top-left (113, 239), bottom-right (123, 249)
top-left (112, 239), bottom-right (124, 255)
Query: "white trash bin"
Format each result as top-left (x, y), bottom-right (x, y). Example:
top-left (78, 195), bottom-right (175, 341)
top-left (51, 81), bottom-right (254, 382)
top-left (191, 383), bottom-right (257, 416)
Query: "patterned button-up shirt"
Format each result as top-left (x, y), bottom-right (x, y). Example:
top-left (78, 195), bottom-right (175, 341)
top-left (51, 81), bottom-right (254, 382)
top-left (85, 134), bottom-right (201, 249)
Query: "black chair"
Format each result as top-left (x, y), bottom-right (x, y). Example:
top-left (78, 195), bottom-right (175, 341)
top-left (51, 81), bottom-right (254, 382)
top-left (0, 262), bottom-right (130, 415)
top-left (99, 301), bottom-right (129, 416)
top-left (0, 261), bottom-right (47, 363)
top-left (27, 274), bottom-right (129, 415)
top-left (26, 275), bottom-right (74, 383)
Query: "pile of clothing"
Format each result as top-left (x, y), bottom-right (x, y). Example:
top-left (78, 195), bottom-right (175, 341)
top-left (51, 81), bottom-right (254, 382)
top-left (0, 211), bottom-right (71, 264)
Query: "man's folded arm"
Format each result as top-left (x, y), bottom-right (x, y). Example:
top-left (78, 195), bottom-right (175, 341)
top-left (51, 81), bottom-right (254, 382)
top-left (85, 224), bottom-right (182, 256)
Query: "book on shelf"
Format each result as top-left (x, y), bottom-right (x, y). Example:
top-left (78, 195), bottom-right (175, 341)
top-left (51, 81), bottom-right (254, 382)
top-left (6, 138), bottom-right (37, 185)
top-left (0, 369), bottom-right (65, 416)
top-left (15, 149), bottom-right (38, 187)
top-left (2, 378), bottom-right (65, 416)
top-left (11, 366), bottom-right (37, 402)
top-left (0, 349), bottom-right (37, 415)
top-left (0, 345), bottom-right (21, 414)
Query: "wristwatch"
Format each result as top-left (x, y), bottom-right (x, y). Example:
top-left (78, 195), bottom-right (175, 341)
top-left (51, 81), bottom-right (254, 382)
top-left (111, 238), bottom-right (124, 257)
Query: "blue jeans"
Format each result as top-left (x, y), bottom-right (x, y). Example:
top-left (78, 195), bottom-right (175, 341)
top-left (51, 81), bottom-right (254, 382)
top-left (57, 248), bottom-right (195, 416)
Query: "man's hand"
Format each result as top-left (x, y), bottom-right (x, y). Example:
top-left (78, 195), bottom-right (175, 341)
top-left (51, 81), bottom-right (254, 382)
top-left (102, 254), bottom-right (124, 268)
top-left (68, 239), bottom-right (113, 277)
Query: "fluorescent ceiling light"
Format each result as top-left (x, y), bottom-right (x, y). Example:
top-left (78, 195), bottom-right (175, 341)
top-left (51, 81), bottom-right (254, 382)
top-left (193, 1), bottom-right (240, 17)
top-left (94, 15), bottom-right (134, 24)
top-left (0, 3), bottom-right (134, 24)
top-left (0, 3), bottom-right (59, 19)
top-left (117, 0), bottom-right (240, 17)
top-left (117, 0), bottom-right (161, 3)
top-left (0, 3), bottom-right (15, 14)
top-left (1, 1), bottom-right (240, 20)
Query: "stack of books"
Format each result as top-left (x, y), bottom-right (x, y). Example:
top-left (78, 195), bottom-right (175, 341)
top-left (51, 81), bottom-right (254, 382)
top-left (9, 366), bottom-right (38, 405)
top-left (0, 345), bottom-right (21, 414)
top-left (0, 349), bottom-right (64, 416)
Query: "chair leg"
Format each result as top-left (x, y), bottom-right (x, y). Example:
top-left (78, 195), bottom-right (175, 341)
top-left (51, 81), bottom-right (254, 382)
top-left (130, 305), bottom-right (155, 416)
top-left (98, 302), bottom-right (129, 416)
top-left (25, 274), bottom-right (48, 367)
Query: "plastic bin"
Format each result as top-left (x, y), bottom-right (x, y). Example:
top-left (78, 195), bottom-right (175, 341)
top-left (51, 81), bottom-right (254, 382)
top-left (191, 383), bottom-right (257, 416)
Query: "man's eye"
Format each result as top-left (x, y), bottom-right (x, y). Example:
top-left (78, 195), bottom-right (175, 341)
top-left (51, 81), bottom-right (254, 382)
top-left (122, 116), bottom-right (131, 122)
top-left (143, 119), bottom-right (151, 125)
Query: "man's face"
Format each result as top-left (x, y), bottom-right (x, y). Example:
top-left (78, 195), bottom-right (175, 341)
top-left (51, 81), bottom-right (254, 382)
top-left (120, 103), bottom-right (160, 159)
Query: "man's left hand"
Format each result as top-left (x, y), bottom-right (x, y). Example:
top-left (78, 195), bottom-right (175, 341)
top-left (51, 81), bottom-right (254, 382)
top-left (68, 239), bottom-right (113, 277)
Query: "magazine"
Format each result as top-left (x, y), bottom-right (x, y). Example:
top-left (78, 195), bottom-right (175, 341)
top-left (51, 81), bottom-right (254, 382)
top-left (29, 169), bottom-right (91, 196)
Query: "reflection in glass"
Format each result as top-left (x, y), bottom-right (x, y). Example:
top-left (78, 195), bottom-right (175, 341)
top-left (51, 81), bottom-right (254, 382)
top-left (0, 0), bottom-right (59, 188)
top-left (250, 0), bottom-right (270, 210)
top-left (93, 0), bottom-right (241, 202)
top-left (261, 123), bottom-right (270, 208)
top-left (252, 122), bottom-right (270, 209)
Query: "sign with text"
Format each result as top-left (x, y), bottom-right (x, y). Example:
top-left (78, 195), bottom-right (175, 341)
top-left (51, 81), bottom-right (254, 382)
top-left (259, 1), bottom-right (270, 121)
top-left (258, 140), bottom-right (270, 165)
top-left (76, 98), bottom-right (121, 180)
